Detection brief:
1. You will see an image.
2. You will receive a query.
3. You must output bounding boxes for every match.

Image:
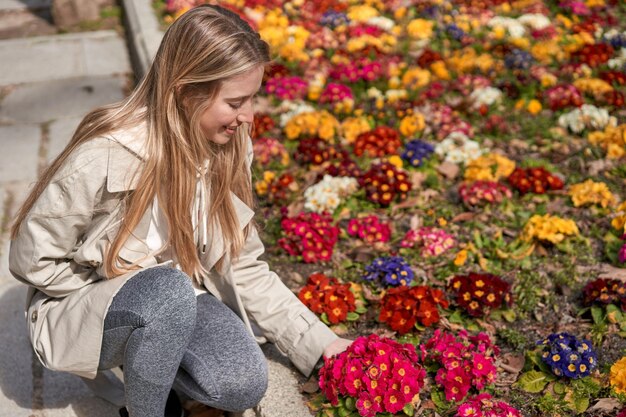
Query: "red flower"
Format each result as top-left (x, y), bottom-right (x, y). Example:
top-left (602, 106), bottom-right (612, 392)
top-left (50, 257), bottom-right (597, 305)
top-left (297, 273), bottom-right (356, 324)
top-left (447, 273), bottom-right (512, 317)
top-left (379, 286), bottom-right (449, 334)
top-left (507, 166), bottom-right (564, 195)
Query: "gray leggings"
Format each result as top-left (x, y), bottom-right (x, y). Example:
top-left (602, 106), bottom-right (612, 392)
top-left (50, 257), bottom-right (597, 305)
top-left (99, 266), bottom-right (268, 417)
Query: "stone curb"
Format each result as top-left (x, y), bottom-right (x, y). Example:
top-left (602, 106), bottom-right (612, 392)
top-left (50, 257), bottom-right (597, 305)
top-left (121, 0), bottom-right (162, 79)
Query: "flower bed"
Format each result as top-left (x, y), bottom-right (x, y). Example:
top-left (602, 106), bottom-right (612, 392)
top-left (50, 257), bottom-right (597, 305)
top-left (159, 1), bottom-right (626, 416)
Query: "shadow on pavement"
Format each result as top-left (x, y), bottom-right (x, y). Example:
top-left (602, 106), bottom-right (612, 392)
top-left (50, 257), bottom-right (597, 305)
top-left (0, 284), bottom-right (118, 416)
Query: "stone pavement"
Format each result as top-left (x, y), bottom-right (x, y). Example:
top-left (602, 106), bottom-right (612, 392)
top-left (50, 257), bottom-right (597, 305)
top-left (0, 1), bottom-right (312, 416)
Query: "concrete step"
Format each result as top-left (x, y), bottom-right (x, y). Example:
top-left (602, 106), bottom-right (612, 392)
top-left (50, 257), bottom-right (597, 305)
top-left (0, 30), bottom-right (131, 86)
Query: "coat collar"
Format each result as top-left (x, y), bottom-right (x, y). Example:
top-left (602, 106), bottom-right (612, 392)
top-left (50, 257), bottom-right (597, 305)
top-left (104, 122), bottom-right (255, 269)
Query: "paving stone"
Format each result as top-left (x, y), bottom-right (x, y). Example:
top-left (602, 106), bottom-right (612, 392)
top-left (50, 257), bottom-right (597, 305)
top-left (0, 35), bottom-right (83, 85)
top-left (0, 281), bottom-right (33, 417)
top-left (0, 124), bottom-right (40, 183)
top-left (48, 116), bottom-right (82, 163)
top-left (0, 0), bottom-right (50, 11)
top-left (42, 369), bottom-right (119, 417)
top-left (0, 76), bottom-right (127, 124)
top-left (0, 31), bottom-right (130, 86)
top-left (256, 344), bottom-right (310, 417)
top-left (83, 33), bottom-right (131, 77)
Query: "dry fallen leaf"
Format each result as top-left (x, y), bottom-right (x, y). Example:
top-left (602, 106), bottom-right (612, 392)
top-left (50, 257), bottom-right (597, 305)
top-left (301, 376), bottom-right (320, 394)
top-left (451, 212), bottom-right (475, 223)
top-left (498, 352), bottom-right (525, 374)
top-left (598, 263), bottom-right (626, 280)
top-left (586, 397), bottom-right (621, 413)
top-left (437, 161), bottom-right (460, 179)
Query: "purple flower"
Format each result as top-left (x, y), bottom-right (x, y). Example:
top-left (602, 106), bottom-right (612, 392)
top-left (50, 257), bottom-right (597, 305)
top-left (363, 256), bottom-right (414, 287)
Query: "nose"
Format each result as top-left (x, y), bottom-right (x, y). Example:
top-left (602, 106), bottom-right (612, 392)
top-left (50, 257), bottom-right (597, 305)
top-left (236, 101), bottom-right (255, 124)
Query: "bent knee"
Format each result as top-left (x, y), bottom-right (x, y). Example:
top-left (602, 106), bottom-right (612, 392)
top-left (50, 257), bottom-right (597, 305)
top-left (220, 360), bottom-right (268, 411)
top-left (118, 267), bottom-right (197, 323)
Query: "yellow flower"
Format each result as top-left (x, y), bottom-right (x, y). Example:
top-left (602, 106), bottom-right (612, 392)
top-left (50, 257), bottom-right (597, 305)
top-left (399, 113), bottom-right (426, 137)
top-left (610, 356), bottom-right (626, 395)
top-left (388, 155), bottom-right (403, 169)
top-left (522, 214), bottom-right (579, 244)
top-left (587, 124), bottom-right (626, 159)
top-left (464, 153), bottom-right (516, 182)
top-left (341, 117), bottom-right (372, 143)
top-left (407, 19), bottom-right (434, 39)
top-left (254, 171), bottom-right (275, 196)
top-left (401, 67), bottom-right (431, 90)
top-left (612, 202), bottom-right (626, 233)
top-left (526, 99), bottom-right (542, 115)
top-left (510, 37), bottom-right (530, 50)
top-left (573, 78), bottom-right (613, 97)
top-left (346, 5), bottom-right (379, 22)
top-left (491, 26), bottom-right (506, 40)
top-left (540, 73), bottom-right (558, 87)
top-left (283, 111), bottom-right (340, 142)
top-left (531, 40), bottom-right (565, 65)
top-left (454, 249), bottom-right (468, 266)
top-left (430, 61), bottom-right (450, 80)
top-left (569, 179), bottom-right (616, 208)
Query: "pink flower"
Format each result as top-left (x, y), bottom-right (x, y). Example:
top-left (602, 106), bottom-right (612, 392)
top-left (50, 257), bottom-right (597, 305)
top-left (356, 391), bottom-right (379, 417)
top-left (383, 389), bottom-right (405, 414)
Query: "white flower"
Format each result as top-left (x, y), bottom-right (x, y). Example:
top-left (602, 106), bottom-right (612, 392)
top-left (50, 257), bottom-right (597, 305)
top-left (470, 87), bottom-right (502, 108)
top-left (279, 100), bottom-right (316, 127)
top-left (518, 14), bottom-right (551, 30)
top-left (304, 175), bottom-right (359, 213)
top-left (434, 132), bottom-right (484, 164)
top-left (557, 104), bottom-right (616, 134)
top-left (488, 16), bottom-right (526, 38)
top-left (366, 16), bottom-right (395, 31)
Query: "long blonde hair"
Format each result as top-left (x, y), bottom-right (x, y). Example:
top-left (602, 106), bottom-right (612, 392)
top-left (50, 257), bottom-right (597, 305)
top-left (11, 5), bottom-right (271, 279)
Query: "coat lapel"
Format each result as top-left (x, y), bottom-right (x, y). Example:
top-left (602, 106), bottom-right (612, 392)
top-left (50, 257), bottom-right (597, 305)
top-left (104, 124), bottom-right (256, 271)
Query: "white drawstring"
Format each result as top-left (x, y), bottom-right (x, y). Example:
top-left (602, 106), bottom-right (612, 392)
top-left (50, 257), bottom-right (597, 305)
top-left (194, 161), bottom-right (210, 255)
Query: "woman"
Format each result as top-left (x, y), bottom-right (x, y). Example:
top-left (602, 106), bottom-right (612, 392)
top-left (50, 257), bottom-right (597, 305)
top-left (9, 5), bottom-right (351, 417)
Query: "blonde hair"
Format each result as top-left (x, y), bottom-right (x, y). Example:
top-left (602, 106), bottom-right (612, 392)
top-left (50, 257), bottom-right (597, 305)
top-left (11, 5), bottom-right (271, 280)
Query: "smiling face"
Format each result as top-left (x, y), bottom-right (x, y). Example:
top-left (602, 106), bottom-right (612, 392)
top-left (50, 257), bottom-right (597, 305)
top-left (199, 65), bottom-right (264, 145)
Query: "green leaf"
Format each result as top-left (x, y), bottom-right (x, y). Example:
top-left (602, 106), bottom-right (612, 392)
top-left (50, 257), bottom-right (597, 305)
top-left (448, 310), bottom-right (464, 324)
top-left (345, 397), bottom-right (356, 411)
top-left (402, 403), bottom-right (414, 416)
top-left (320, 313), bottom-right (330, 325)
top-left (553, 381), bottom-right (566, 395)
top-left (431, 389), bottom-right (447, 410)
top-left (591, 305), bottom-right (605, 325)
top-left (355, 306), bottom-right (368, 314)
top-left (346, 312), bottom-right (360, 321)
top-left (516, 370), bottom-right (551, 393)
top-left (502, 309), bottom-right (517, 323)
top-left (338, 406), bottom-right (350, 417)
top-left (568, 392), bottom-right (590, 414)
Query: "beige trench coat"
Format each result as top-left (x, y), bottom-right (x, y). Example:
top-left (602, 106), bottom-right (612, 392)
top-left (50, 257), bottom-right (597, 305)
top-left (9, 125), bottom-right (337, 381)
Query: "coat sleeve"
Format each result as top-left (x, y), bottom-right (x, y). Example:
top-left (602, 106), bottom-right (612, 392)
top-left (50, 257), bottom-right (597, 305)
top-left (229, 227), bottom-right (339, 376)
top-left (9, 141), bottom-right (109, 297)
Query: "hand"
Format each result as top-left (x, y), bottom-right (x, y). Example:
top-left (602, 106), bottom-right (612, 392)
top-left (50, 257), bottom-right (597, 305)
top-left (323, 337), bottom-right (353, 359)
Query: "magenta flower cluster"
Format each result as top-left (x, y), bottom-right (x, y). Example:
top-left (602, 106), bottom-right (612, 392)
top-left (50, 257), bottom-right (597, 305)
top-left (456, 393), bottom-right (522, 417)
top-left (347, 215), bottom-right (391, 243)
top-left (265, 75), bottom-right (308, 100)
top-left (319, 334), bottom-right (426, 417)
top-left (420, 330), bottom-right (499, 402)
top-left (278, 211), bottom-right (339, 263)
